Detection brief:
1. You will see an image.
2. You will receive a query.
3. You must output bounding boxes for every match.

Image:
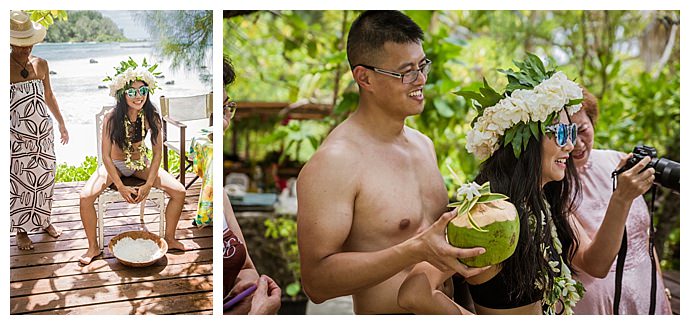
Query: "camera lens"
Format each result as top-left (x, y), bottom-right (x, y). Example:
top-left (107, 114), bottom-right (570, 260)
top-left (651, 158), bottom-right (680, 192)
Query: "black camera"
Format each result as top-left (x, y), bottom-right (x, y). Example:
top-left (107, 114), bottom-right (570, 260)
top-left (620, 145), bottom-right (679, 192)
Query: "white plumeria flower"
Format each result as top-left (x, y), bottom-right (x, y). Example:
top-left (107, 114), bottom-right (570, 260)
top-left (456, 182), bottom-right (482, 201)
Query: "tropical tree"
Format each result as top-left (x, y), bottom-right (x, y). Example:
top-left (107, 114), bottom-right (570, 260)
top-left (29, 10), bottom-right (127, 43)
top-left (138, 10), bottom-right (213, 73)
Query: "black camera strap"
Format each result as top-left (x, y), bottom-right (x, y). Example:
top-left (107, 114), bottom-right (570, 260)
top-left (613, 228), bottom-right (627, 314)
top-left (611, 170), bottom-right (658, 315)
top-left (648, 185), bottom-right (658, 315)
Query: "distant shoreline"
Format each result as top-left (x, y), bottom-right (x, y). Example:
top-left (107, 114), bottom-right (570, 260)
top-left (37, 40), bottom-right (153, 45)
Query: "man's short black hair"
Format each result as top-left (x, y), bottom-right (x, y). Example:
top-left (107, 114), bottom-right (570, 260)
top-left (346, 10), bottom-right (424, 69)
top-left (223, 56), bottom-right (235, 86)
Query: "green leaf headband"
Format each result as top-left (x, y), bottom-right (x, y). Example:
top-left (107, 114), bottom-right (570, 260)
top-left (103, 57), bottom-right (161, 98)
top-left (455, 53), bottom-right (583, 160)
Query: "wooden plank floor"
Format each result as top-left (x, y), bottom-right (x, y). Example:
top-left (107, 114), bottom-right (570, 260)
top-left (10, 177), bottom-right (214, 315)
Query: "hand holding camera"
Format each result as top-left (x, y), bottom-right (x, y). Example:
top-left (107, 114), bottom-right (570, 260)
top-left (613, 154), bottom-right (656, 203)
top-left (616, 145), bottom-right (680, 193)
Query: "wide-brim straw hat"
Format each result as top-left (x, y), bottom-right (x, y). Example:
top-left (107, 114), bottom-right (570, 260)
top-left (10, 10), bottom-right (46, 47)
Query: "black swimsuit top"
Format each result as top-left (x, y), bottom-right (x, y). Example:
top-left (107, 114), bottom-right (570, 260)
top-left (468, 267), bottom-right (542, 310)
top-left (128, 114), bottom-right (148, 143)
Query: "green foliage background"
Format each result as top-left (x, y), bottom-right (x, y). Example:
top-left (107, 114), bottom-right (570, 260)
top-left (39, 11), bottom-right (128, 43)
top-left (224, 11), bottom-right (680, 268)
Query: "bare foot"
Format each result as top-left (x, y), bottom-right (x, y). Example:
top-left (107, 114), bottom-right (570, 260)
top-left (165, 237), bottom-right (189, 251)
top-left (16, 232), bottom-right (34, 250)
top-left (44, 224), bottom-right (62, 238)
top-left (79, 247), bottom-right (103, 265)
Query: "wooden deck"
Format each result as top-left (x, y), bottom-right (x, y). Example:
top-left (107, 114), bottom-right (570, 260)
top-left (10, 177), bottom-right (213, 315)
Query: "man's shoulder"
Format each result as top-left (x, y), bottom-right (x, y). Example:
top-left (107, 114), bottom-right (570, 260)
top-left (298, 136), bottom-right (362, 197)
top-left (308, 137), bottom-right (361, 169)
top-left (403, 125), bottom-right (434, 150)
top-left (404, 125), bottom-right (431, 139)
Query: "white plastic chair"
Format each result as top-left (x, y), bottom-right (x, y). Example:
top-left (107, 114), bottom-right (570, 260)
top-left (95, 106), bottom-right (166, 249)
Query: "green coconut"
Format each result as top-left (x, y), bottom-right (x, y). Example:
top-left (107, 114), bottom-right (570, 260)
top-left (446, 199), bottom-right (520, 267)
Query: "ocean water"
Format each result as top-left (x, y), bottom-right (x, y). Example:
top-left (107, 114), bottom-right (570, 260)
top-left (28, 42), bottom-right (212, 165)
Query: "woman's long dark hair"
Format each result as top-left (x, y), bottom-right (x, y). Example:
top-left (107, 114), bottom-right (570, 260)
top-left (474, 121), bottom-right (581, 302)
top-left (108, 82), bottom-right (161, 150)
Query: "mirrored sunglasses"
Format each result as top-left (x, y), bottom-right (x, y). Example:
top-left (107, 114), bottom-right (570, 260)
top-left (125, 86), bottom-right (150, 98)
top-left (545, 123), bottom-right (577, 147)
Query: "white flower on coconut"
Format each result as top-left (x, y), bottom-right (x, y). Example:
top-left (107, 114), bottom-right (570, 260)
top-left (456, 182), bottom-right (482, 201)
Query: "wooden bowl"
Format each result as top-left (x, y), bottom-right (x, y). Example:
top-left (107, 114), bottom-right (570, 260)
top-left (109, 230), bottom-right (168, 267)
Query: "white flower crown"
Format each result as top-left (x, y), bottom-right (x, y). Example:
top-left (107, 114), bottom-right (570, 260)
top-left (457, 55), bottom-right (583, 160)
top-left (103, 57), bottom-right (160, 98)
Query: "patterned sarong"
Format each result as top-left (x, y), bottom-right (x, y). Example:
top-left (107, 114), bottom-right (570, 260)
top-left (10, 79), bottom-right (56, 233)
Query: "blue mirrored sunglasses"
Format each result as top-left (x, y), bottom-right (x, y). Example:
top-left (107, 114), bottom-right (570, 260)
top-left (125, 86), bottom-right (149, 98)
top-left (545, 123), bottom-right (577, 147)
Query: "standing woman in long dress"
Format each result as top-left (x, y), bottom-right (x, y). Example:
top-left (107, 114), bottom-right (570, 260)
top-left (10, 10), bottom-right (69, 250)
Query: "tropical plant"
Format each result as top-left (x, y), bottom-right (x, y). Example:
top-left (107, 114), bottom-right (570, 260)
top-left (55, 156), bottom-right (98, 183)
top-left (24, 10), bottom-right (68, 29)
top-left (264, 216), bottom-right (302, 298)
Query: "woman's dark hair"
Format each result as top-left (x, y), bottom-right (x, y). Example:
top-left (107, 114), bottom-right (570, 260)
top-left (108, 81), bottom-right (161, 150)
top-left (474, 118), bottom-right (581, 303)
top-left (224, 56), bottom-right (235, 86)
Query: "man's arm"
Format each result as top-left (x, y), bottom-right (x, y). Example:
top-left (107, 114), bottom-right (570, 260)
top-left (398, 262), bottom-right (471, 314)
top-left (297, 146), bottom-right (487, 303)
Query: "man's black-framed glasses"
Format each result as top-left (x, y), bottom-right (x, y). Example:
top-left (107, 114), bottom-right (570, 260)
top-left (224, 101), bottom-right (237, 120)
top-left (354, 59), bottom-right (432, 84)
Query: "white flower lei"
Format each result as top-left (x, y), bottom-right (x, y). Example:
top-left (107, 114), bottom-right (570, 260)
top-left (533, 203), bottom-right (586, 315)
top-left (123, 109), bottom-right (148, 171)
top-left (466, 71), bottom-right (583, 161)
top-left (107, 66), bottom-right (158, 98)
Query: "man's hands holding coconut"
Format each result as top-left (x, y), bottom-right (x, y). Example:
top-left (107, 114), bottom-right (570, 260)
top-left (411, 209), bottom-right (490, 278)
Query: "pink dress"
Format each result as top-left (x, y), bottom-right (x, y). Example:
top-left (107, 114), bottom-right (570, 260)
top-left (572, 149), bottom-right (672, 314)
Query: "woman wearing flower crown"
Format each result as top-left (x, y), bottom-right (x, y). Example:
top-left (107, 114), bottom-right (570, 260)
top-left (397, 54), bottom-right (655, 314)
top-left (10, 10), bottom-right (68, 251)
top-left (77, 58), bottom-right (188, 265)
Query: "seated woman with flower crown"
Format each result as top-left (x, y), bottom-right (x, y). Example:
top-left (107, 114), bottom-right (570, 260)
top-left (78, 59), bottom-right (188, 265)
top-left (396, 54), bottom-right (656, 314)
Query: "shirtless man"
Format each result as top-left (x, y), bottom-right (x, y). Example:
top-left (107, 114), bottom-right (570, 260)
top-left (297, 11), bottom-right (487, 314)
